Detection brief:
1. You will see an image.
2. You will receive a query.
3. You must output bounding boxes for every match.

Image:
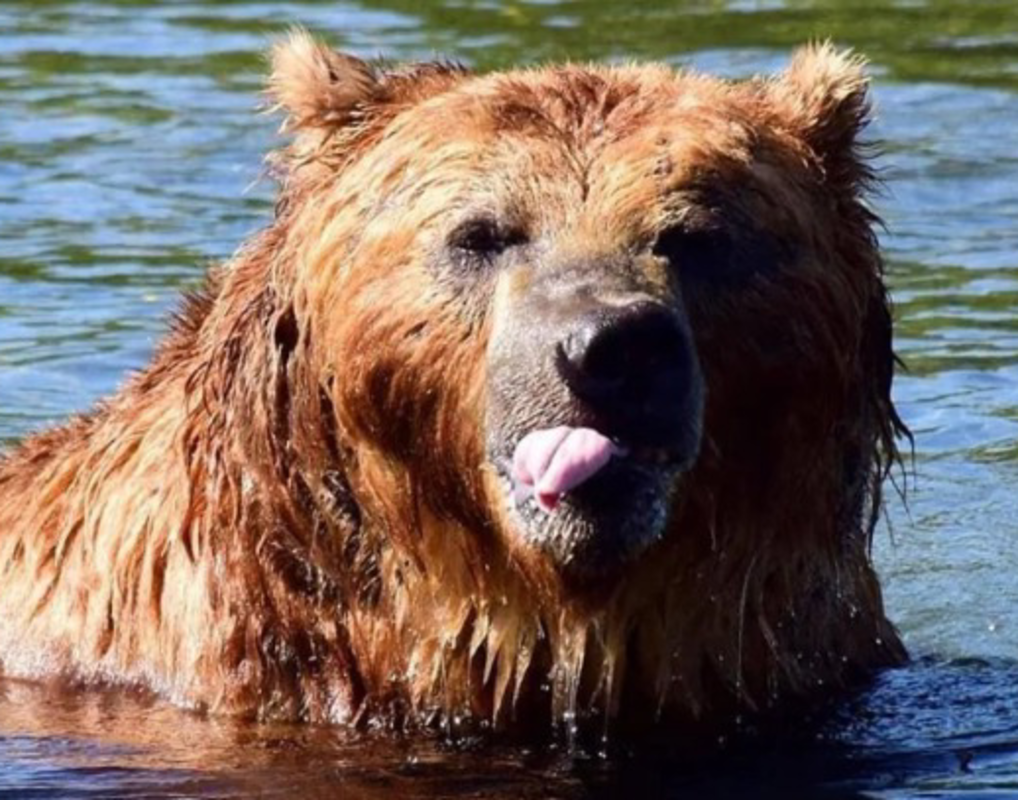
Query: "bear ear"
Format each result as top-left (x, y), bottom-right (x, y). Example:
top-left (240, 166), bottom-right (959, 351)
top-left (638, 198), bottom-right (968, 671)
top-left (769, 43), bottom-right (874, 187)
top-left (267, 29), bottom-right (384, 132)
top-left (267, 30), bottom-right (470, 134)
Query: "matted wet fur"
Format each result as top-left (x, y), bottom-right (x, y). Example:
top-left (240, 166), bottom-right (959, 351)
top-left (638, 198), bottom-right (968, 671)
top-left (0, 34), bottom-right (907, 738)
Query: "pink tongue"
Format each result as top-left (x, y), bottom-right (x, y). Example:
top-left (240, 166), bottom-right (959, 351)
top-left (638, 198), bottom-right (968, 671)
top-left (511, 426), bottom-right (626, 512)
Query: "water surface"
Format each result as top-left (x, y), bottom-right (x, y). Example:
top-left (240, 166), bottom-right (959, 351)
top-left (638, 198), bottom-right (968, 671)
top-left (2, 1), bottom-right (1018, 797)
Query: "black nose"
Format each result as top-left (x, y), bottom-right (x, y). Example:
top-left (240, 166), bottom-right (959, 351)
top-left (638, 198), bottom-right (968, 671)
top-left (555, 302), bottom-right (697, 435)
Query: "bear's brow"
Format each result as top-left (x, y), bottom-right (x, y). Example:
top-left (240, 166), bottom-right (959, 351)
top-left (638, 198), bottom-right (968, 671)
top-left (487, 71), bottom-right (654, 144)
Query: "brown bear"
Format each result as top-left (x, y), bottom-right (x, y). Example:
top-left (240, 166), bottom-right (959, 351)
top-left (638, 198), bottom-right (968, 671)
top-left (0, 33), bottom-right (906, 737)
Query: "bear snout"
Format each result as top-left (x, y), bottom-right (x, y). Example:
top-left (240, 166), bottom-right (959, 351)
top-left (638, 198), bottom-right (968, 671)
top-left (554, 299), bottom-right (703, 458)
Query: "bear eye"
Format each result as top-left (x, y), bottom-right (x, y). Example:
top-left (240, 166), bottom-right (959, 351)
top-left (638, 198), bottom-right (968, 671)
top-left (449, 217), bottom-right (526, 264)
top-left (652, 224), bottom-right (737, 283)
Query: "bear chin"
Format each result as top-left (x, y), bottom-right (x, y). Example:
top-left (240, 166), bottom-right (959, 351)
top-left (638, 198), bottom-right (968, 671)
top-left (494, 454), bottom-right (684, 582)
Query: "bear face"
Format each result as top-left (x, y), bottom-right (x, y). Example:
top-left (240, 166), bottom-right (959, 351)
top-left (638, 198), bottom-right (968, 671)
top-left (269, 35), bottom-right (900, 594)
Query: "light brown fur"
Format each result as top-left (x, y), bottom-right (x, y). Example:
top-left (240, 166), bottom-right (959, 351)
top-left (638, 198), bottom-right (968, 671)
top-left (0, 35), bottom-right (906, 736)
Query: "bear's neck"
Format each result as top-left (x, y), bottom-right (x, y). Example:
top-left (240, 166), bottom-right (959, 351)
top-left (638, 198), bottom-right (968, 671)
top-left (0, 235), bottom-right (372, 720)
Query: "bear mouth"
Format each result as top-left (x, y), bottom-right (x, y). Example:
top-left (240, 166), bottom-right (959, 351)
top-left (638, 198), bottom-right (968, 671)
top-left (490, 425), bottom-right (693, 581)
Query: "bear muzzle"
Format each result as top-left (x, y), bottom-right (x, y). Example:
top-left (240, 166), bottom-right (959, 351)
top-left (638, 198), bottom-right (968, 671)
top-left (486, 285), bottom-right (705, 582)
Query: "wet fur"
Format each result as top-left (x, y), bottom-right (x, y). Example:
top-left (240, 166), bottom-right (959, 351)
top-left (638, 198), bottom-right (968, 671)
top-left (0, 34), bottom-right (906, 735)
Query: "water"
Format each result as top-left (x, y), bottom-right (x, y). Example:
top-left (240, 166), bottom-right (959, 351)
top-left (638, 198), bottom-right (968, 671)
top-left (1, 0), bottom-right (1017, 797)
